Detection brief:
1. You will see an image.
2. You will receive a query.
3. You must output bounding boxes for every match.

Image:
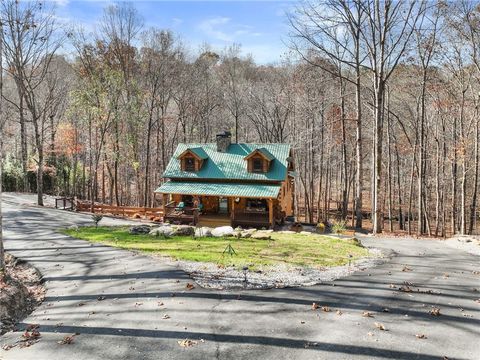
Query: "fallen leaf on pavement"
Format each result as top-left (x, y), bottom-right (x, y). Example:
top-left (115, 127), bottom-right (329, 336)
top-left (415, 334), bottom-right (427, 339)
top-left (321, 306), bottom-right (331, 312)
top-left (374, 322), bottom-right (386, 331)
top-left (22, 330), bottom-right (41, 340)
top-left (382, 308), bottom-right (390, 313)
top-left (402, 266), bottom-right (412, 272)
top-left (178, 339), bottom-right (198, 347)
top-left (304, 342), bottom-right (318, 348)
top-left (162, 314), bottom-right (170, 319)
top-left (429, 307), bottom-right (441, 316)
top-left (312, 302), bottom-right (319, 310)
top-left (362, 311), bottom-right (374, 317)
top-left (97, 296), bottom-right (106, 301)
top-left (186, 283), bottom-right (195, 290)
top-left (336, 310), bottom-right (343, 315)
top-left (58, 334), bottom-right (77, 345)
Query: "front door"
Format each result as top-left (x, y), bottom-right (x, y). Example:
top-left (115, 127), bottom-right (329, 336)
top-left (218, 198), bottom-right (228, 214)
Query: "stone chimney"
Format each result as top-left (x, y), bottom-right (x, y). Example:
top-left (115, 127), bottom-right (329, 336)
top-left (216, 131), bottom-right (231, 152)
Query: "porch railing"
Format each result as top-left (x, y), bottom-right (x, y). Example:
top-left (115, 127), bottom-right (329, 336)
top-left (164, 202), bottom-right (199, 225)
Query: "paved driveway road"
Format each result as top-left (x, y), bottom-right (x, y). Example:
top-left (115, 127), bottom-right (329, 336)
top-left (1, 193), bottom-right (479, 360)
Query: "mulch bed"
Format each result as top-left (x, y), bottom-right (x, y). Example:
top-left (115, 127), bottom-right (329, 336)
top-left (0, 254), bottom-right (45, 335)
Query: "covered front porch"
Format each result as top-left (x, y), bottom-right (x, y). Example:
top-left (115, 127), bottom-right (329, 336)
top-left (155, 181), bottom-right (280, 229)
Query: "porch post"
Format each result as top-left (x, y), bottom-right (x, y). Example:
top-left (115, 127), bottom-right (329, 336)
top-left (268, 198), bottom-right (274, 229)
top-left (162, 193), bottom-right (168, 218)
top-left (231, 197), bottom-right (235, 226)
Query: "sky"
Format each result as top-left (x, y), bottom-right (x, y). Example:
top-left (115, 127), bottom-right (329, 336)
top-left (51, 0), bottom-right (298, 64)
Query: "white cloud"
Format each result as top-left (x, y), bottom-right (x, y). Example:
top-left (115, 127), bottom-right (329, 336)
top-left (198, 17), bottom-right (233, 42)
top-left (50, 0), bottom-right (70, 7)
top-left (198, 17), bottom-right (262, 43)
top-left (172, 17), bottom-right (183, 26)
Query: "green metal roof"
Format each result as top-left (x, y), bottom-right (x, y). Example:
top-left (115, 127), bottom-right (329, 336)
top-left (163, 143), bottom-right (291, 181)
top-left (156, 181), bottom-right (281, 198)
top-left (256, 148), bottom-right (275, 161)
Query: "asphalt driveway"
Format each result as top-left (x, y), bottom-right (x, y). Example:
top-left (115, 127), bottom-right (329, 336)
top-left (1, 193), bottom-right (479, 360)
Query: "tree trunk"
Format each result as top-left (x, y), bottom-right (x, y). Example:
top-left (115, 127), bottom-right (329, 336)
top-left (469, 114), bottom-right (479, 234)
top-left (372, 81), bottom-right (385, 234)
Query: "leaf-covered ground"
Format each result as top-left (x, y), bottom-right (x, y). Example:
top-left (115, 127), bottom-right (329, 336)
top-left (62, 227), bottom-right (370, 269)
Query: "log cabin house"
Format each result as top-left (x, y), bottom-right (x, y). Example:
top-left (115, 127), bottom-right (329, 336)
top-left (155, 132), bottom-right (295, 228)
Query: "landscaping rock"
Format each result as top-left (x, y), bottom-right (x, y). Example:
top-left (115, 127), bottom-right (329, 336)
top-left (149, 225), bottom-right (174, 237)
top-left (289, 223), bottom-right (304, 232)
top-left (240, 228), bottom-right (257, 238)
top-left (195, 227), bottom-right (213, 237)
top-left (278, 230), bottom-right (296, 234)
top-left (211, 226), bottom-right (234, 237)
top-left (129, 225), bottom-right (152, 235)
top-left (251, 231), bottom-right (271, 240)
top-left (171, 225), bottom-right (195, 236)
top-left (68, 224), bottom-right (79, 231)
top-left (300, 231), bottom-right (314, 235)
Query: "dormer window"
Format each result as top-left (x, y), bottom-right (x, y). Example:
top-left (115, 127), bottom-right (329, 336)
top-left (177, 148), bottom-right (208, 172)
top-left (244, 148), bottom-right (274, 174)
top-left (252, 158), bottom-right (263, 173)
top-left (185, 157), bottom-right (195, 171)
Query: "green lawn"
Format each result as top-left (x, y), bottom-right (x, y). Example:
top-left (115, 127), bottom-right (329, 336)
top-left (62, 226), bottom-right (370, 269)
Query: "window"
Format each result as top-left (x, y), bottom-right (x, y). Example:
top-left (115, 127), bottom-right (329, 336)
top-left (252, 158), bottom-right (263, 173)
top-left (246, 199), bottom-right (268, 212)
top-left (185, 157), bottom-right (195, 171)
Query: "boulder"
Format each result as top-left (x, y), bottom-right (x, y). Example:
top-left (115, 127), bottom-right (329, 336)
top-left (239, 228), bottom-right (257, 238)
top-left (300, 231), bottom-right (314, 235)
top-left (251, 231), bottom-right (271, 240)
top-left (289, 223), bottom-right (303, 232)
top-left (129, 225), bottom-right (152, 235)
top-left (278, 230), bottom-right (296, 234)
top-left (195, 227), bottom-right (213, 238)
top-left (171, 225), bottom-right (195, 236)
top-left (149, 225), bottom-right (174, 237)
top-left (211, 226), bottom-right (234, 237)
top-left (68, 224), bottom-right (79, 231)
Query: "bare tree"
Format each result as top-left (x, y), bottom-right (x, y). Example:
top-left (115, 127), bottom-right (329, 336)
top-left (0, 18), bottom-right (5, 275)
top-left (361, 0), bottom-right (426, 233)
top-left (1, 0), bottom-right (62, 206)
top-left (289, 0), bottom-right (366, 227)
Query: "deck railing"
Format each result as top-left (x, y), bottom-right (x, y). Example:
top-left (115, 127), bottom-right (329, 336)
top-left (164, 203), bottom-right (199, 225)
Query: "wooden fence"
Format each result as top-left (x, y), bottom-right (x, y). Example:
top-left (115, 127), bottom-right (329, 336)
top-left (76, 201), bottom-right (164, 220)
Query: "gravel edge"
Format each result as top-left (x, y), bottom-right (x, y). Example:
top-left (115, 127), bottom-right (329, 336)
top-left (152, 241), bottom-right (390, 290)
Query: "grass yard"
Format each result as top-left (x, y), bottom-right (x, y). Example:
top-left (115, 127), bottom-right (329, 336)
top-left (62, 226), bottom-right (370, 269)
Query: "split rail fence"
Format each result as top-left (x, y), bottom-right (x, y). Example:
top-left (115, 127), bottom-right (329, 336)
top-left (76, 201), bottom-right (164, 220)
